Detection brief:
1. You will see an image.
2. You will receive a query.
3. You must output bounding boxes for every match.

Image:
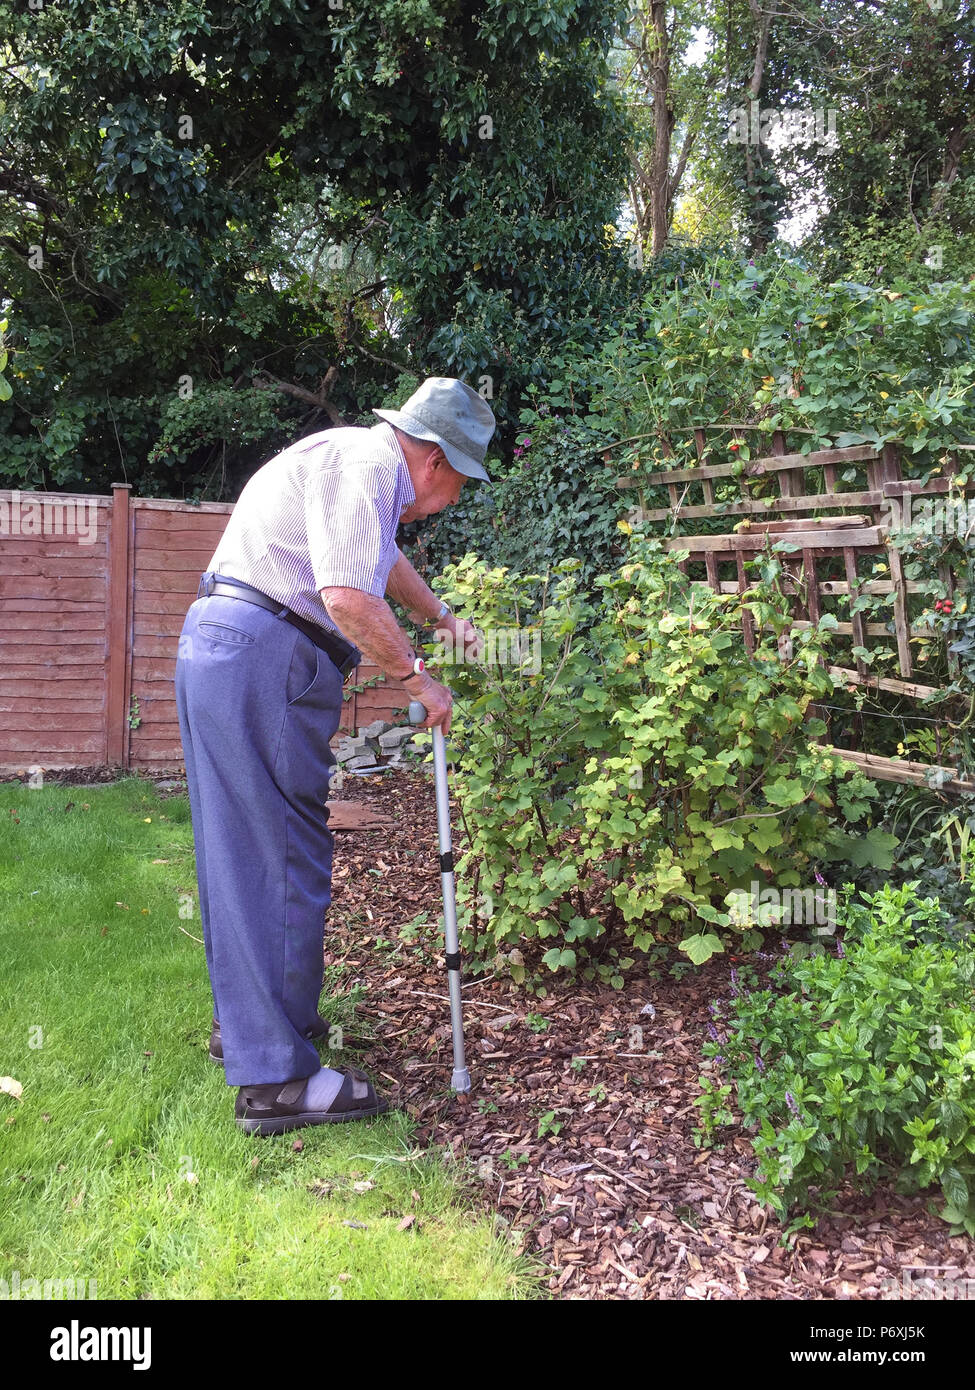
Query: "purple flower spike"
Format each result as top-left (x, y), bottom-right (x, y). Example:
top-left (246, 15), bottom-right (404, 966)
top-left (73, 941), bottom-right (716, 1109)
top-left (754, 1053), bottom-right (766, 1074)
top-left (785, 1091), bottom-right (801, 1117)
top-left (836, 939), bottom-right (846, 959)
top-left (814, 870), bottom-right (826, 886)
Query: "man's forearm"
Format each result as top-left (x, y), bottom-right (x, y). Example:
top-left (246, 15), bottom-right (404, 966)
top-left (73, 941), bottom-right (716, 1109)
top-left (321, 586), bottom-right (419, 681)
top-left (385, 548), bottom-right (444, 625)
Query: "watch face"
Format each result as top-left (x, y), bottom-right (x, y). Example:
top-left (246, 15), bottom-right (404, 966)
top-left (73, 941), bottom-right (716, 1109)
top-left (415, 658), bottom-right (425, 673)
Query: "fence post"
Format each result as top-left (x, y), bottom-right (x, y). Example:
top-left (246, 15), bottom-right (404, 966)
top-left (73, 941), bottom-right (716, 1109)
top-left (106, 483), bottom-right (132, 767)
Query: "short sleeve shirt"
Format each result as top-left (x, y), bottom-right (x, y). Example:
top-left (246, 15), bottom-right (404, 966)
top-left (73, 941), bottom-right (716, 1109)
top-left (207, 422), bottom-right (416, 638)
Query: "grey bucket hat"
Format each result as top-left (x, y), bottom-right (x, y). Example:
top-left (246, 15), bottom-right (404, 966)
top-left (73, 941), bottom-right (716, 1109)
top-left (373, 377), bottom-right (496, 483)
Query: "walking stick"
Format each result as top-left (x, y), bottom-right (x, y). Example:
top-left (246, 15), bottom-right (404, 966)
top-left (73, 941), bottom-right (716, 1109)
top-left (408, 699), bottom-right (471, 1093)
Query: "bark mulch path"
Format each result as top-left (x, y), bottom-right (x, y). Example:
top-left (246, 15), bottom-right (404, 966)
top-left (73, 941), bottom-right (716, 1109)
top-left (326, 765), bottom-right (975, 1302)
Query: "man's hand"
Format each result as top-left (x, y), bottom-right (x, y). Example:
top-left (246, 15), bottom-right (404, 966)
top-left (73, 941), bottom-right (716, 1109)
top-left (404, 670), bottom-right (453, 733)
top-left (434, 613), bottom-right (484, 665)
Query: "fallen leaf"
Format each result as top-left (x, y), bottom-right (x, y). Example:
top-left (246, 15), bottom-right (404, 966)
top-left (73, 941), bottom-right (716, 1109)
top-left (0, 1077), bottom-right (23, 1101)
top-left (352, 1180), bottom-right (375, 1193)
top-left (292, 1139), bottom-right (303, 1152)
top-left (397, 1214), bottom-right (416, 1231)
top-left (115, 902), bottom-right (129, 910)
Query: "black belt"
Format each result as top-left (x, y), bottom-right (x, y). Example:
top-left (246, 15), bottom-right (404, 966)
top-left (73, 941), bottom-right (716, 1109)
top-left (198, 573), bottom-right (361, 678)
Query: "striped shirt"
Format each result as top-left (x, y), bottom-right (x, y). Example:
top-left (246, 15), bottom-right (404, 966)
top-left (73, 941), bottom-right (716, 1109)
top-left (207, 422), bottom-right (416, 638)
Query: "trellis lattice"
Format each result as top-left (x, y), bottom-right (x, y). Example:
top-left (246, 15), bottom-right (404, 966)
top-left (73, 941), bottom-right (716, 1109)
top-left (614, 430), bottom-right (974, 791)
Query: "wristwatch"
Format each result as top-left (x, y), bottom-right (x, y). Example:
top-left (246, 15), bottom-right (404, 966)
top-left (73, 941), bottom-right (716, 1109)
top-left (397, 655), bottom-right (426, 681)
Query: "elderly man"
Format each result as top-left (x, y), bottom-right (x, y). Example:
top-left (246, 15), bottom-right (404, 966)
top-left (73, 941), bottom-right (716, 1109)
top-left (175, 378), bottom-right (495, 1135)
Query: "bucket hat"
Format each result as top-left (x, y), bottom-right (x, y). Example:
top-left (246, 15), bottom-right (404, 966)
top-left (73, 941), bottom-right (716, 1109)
top-left (373, 377), bottom-right (496, 483)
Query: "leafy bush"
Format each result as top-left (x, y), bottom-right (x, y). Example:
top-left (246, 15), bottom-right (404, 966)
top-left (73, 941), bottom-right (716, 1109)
top-left (432, 534), bottom-right (882, 989)
top-left (699, 883), bottom-right (975, 1237)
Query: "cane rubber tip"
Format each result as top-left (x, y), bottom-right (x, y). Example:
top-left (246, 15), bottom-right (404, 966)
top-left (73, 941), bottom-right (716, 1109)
top-left (451, 1068), bottom-right (472, 1094)
top-left (408, 700), bottom-right (427, 724)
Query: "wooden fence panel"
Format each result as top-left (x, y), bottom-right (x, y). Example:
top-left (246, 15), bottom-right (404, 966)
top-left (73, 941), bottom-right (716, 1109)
top-left (0, 490), bottom-right (112, 771)
top-left (1, 485), bottom-right (410, 773)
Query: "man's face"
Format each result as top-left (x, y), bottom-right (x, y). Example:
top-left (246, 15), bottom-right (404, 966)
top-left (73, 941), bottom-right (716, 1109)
top-left (403, 448), bottom-right (465, 521)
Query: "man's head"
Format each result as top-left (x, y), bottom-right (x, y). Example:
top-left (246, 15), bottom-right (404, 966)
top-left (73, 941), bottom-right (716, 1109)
top-left (373, 378), bottom-right (496, 514)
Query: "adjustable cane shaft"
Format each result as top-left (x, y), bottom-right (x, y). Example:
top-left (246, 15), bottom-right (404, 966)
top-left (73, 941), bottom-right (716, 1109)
top-left (409, 700), bottom-right (471, 1092)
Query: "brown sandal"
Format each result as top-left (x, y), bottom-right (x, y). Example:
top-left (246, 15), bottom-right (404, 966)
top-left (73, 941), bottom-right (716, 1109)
top-left (235, 1067), bottom-right (390, 1136)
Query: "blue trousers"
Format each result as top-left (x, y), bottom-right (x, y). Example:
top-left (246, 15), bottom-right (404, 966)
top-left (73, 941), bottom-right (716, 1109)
top-left (174, 589), bottom-right (345, 1085)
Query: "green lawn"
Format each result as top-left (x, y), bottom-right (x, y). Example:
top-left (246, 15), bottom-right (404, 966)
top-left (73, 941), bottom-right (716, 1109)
top-left (0, 778), bottom-right (533, 1300)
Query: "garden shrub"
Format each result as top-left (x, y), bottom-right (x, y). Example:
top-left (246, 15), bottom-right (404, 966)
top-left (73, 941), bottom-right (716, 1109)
top-left (431, 533), bottom-right (882, 989)
top-left (699, 883), bottom-right (975, 1237)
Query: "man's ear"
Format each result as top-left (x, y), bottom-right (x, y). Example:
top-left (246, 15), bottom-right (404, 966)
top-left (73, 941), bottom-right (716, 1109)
top-left (424, 445), bottom-right (447, 472)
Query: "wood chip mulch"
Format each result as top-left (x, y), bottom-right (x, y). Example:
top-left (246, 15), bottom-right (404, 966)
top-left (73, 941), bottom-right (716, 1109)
top-left (326, 766), bottom-right (975, 1301)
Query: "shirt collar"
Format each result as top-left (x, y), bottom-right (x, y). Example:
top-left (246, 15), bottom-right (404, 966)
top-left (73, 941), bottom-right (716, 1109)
top-left (378, 422), bottom-right (416, 512)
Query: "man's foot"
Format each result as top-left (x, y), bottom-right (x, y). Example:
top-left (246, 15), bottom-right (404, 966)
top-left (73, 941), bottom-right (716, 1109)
top-left (235, 1067), bottom-right (390, 1136)
top-left (209, 1013), bottom-right (330, 1063)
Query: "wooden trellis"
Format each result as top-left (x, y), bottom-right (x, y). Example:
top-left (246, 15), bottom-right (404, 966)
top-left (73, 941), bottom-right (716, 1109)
top-left (614, 431), bottom-right (975, 791)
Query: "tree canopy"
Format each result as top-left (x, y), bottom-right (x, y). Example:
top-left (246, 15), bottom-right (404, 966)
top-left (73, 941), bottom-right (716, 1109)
top-left (0, 0), bottom-right (631, 496)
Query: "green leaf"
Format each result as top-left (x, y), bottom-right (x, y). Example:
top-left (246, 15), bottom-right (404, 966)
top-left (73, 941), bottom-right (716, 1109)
top-left (941, 1166), bottom-right (969, 1211)
top-left (939, 1101), bottom-right (966, 1145)
top-left (541, 947), bottom-right (576, 972)
top-left (764, 778), bottom-right (806, 808)
top-left (678, 933), bottom-right (724, 965)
